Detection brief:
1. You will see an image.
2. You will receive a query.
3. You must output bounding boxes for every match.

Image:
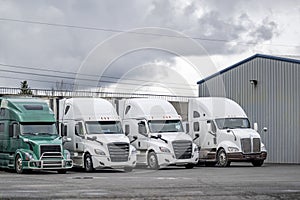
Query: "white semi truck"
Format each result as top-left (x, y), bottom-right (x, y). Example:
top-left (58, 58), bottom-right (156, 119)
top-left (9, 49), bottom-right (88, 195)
top-left (59, 98), bottom-right (137, 172)
top-left (117, 98), bottom-right (199, 169)
top-left (186, 97), bottom-right (267, 167)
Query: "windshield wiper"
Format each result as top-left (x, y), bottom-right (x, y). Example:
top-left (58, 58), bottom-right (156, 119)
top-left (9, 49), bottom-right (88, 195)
top-left (38, 132), bottom-right (56, 136)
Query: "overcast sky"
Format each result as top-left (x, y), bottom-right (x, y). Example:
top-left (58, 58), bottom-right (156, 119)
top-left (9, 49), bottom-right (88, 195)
top-left (0, 0), bottom-right (299, 96)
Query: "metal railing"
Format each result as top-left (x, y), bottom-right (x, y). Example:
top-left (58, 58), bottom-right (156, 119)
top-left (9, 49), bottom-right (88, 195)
top-left (0, 87), bottom-right (194, 102)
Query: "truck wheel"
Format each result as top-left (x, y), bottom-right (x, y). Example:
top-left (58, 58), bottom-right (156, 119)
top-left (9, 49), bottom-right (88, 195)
top-left (252, 160), bottom-right (264, 167)
top-left (204, 161), bottom-right (217, 167)
top-left (185, 163), bottom-right (195, 169)
top-left (15, 155), bottom-right (24, 174)
top-left (147, 152), bottom-right (159, 170)
top-left (217, 149), bottom-right (231, 167)
top-left (124, 167), bottom-right (133, 172)
top-left (57, 169), bottom-right (67, 174)
top-left (84, 154), bottom-right (94, 172)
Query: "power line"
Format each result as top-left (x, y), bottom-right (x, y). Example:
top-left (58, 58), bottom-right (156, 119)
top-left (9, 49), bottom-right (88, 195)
top-left (0, 63), bottom-right (198, 89)
top-left (0, 75), bottom-right (196, 96)
top-left (0, 67), bottom-right (197, 92)
top-left (0, 17), bottom-right (299, 48)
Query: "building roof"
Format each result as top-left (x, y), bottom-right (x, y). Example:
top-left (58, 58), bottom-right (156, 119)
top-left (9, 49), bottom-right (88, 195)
top-left (197, 54), bottom-right (300, 84)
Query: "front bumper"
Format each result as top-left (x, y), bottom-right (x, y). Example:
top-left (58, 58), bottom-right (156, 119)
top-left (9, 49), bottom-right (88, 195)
top-left (25, 159), bottom-right (73, 170)
top-left (227, 151), bottom-right (267, 161)
top-left (92, 155), bottom-right (137, 169)
top-left (156, 152), bottom-right (199, 167)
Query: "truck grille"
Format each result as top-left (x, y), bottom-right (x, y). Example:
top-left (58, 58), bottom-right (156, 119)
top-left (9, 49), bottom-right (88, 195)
top-left (39, 145), bottom-right (64, 169)
top-left (172, 140), bottom-right (192, 159)
top-left (241, 138), bottom-right (261, 153)
top-left (107, 142), bottom-right (129, 162)
top-left (40, 145), bottom-right (62, 156)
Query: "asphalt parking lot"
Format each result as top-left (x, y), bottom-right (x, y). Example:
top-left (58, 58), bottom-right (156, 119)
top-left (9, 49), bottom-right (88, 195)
top-left (0, 163), bottom-right (299, 199)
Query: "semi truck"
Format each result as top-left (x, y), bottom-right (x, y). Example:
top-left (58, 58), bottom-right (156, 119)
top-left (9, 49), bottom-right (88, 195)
top-left (117, 98), bottom-right (199, 169)
top-left (0, 97), bottom-right (73, 174)
top-left (186, 97), bottom-right (267, 167)
top-left (59, 98), bottom-right (136, 172)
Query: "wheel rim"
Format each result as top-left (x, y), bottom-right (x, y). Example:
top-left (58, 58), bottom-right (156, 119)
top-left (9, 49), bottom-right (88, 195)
top-left (219, 151), bottom-right (227, 166)
top-left (16, 157), bottom-right (22, 173)
top-left (149, 154), bottom-right (157, 168)
top-left (85, 156), bottom-right (92, 170)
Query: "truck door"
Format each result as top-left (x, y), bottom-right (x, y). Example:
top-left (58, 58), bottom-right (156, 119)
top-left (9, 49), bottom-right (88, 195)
top-left (137, 121), bottom-right (149, 150)
top-left (9, 122), bottom-right (22, 154)
top-left (74, 121), bottom-right (85, 152)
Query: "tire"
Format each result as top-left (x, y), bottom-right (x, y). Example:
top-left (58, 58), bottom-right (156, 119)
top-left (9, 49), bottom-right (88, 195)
top-left (204, 161), bottom-right (217, 167)
top-left (217, 149), bottom-right (231, 167)
top-left (185, 163), bottom-right (195, 169)
top-left (84, 153), bottom-right (94, 172)
top-left (15, 155), bottom-right (24, 174)
top-left (57, 169), bottom-right (67, 174)
top-left (147, 151), bottom-right (159, 170)
top-left (252, 160), bottom-right (264, 167)
top-left (124, 167), bottom-right (133, 172)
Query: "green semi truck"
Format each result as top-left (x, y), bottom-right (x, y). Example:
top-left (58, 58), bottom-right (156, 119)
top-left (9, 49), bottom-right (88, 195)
top-left (0, 97), bottom-right (72, 174)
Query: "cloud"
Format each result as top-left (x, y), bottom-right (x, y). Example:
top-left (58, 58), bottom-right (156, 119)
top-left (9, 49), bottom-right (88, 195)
top-left (0, 0), bottom-right (298, 92)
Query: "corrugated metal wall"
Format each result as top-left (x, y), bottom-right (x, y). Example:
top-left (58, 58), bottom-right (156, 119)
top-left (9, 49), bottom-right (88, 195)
top-left (198, 57), bottom-right (300, 163)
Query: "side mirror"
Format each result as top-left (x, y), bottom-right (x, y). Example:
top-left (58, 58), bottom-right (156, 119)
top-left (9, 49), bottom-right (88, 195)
top-left (23, 138), bottom-right (29, 143)
top-left (185, 123), bottom-right (190, 134)
top-left (75, 124), bottom-right (79, 136)
top-left (254, 123), bottom-right (258, 132)
top-left (63, 137), bottom-right (72, 144)
top-left (61, 124), bottom-right (67, 137)
top-left (125, 124), bottom-right (130, 136)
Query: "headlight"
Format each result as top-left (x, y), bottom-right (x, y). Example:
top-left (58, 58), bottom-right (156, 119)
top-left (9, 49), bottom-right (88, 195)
top-left (94, 149), bottom-right (106, 156)
top-left (261, 144), bottom-right (267, 152)
top-left (131, 147), bottom-right (137, 154)
top-left (24, 152), bottom-right (33, 161)
top-left (65, 151), bottom-right (71, 160)
top-left (159, 147), bottom-right (171, 153)
top-left (194, 146), bottom-right (199, 152)
top-left (228, 147), bottom-right (239, 152)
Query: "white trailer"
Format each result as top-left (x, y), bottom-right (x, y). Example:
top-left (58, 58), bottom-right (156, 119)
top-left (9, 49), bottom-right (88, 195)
top-left (186, 97), bottom-right (267, 167)
top-left (118, 98), bottom-right (199, 169)
top-left (59, 98), bottom-right (136, 172)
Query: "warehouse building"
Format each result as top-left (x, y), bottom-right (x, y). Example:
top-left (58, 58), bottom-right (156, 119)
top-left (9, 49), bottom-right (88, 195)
top-left (197, 54), bottom-right (300, 164)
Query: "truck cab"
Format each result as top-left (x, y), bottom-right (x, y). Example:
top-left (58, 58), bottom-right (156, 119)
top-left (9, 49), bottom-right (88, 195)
top-left (118, 98), bottom-right (199, 169)
top-left (0, 97), bottom-right (72, 174)
top-left (59, 98), bottom-right (136, 172)
top-left (187, 97), bottom-right (267, 167)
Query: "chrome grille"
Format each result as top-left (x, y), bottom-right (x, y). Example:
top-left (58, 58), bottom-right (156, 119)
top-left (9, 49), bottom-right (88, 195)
top-left (39, 145), bottom-right (64, 169)
top-left (253, 138), bottom-right (261, 153)
top-left (172, 140), bottom-right (192, 159)
top-left (241, 138), bottom-right (251, 153)
top-left (107, 142), bottom-right (129, 162)
top-left (241, 138), bottom-right (261, 153)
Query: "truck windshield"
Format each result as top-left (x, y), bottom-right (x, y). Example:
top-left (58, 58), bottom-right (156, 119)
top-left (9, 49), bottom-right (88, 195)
top-left (21, 122), bottom-right (58, 136)
top-left (85, 121), bottom-right (123, 134)
top-left (148, 120), bottom-right (184, 133)
top-left (215, 118), bottom-right (250, 129)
